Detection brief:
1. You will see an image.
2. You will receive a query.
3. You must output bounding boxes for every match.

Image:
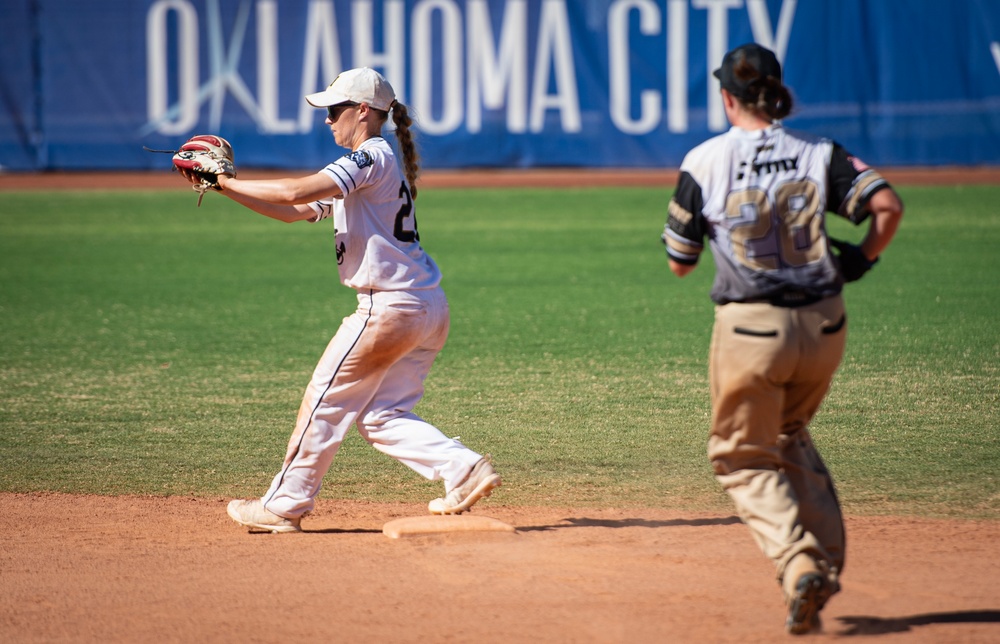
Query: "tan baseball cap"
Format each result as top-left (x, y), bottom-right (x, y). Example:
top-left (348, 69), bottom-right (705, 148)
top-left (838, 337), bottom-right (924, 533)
top-left (305, 67), bottom-right (396, 111)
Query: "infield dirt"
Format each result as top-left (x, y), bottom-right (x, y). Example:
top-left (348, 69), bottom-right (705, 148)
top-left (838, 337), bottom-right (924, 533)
top-left (2, 493), bottom-right (999, 642)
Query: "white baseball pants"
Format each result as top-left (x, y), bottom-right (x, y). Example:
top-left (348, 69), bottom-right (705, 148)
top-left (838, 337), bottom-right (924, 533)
top-left (262, 287), bottom-right (483, 518)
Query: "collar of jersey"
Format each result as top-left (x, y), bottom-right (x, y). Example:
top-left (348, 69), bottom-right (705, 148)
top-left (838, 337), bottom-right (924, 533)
top-left (729, 123), bottom-right (783, 140)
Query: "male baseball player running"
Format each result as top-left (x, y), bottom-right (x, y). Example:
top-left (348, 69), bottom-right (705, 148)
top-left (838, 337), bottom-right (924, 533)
top-left (661, 44), bottom-right (903, 634)
top-left (176, 68), bottom-right (500, 533)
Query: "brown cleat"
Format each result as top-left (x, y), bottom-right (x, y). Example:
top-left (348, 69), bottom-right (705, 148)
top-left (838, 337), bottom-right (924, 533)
top-left (785, 572), bottom-right (826, 635)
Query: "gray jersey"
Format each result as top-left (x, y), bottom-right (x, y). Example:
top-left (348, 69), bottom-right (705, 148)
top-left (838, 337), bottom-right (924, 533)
top-left (664, 124), bottom-right (891, 304)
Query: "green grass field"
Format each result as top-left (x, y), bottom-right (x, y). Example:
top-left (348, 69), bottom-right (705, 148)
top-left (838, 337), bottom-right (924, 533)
top-left (1, 184), bottom-right (997, 518)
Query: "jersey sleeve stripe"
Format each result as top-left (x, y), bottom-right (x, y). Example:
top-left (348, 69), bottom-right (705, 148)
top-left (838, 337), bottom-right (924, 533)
top-left (321, 162), bottom-right (357, 196)
top-left (842, 171), bottom-right (889, 224)
top-left (663, 229), bottom-right (703, 264)
top-left (307, 200), bottom-right (331, 223)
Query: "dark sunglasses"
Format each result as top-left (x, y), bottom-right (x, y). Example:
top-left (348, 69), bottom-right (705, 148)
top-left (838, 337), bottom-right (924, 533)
top-left (327, 102), bottom-right (359, 120)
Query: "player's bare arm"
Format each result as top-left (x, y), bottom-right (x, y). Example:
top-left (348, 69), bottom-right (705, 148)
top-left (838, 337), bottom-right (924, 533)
top-left (215, 172), bottom-right (342, 223)
top-left (669, 259), bottom-right (697, 278)
top-left (859, 188), bottom-right (904, 260)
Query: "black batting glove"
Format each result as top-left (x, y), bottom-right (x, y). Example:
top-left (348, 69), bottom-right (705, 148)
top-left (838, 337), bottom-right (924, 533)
top-left (829, 238), bottom-right (878, 282)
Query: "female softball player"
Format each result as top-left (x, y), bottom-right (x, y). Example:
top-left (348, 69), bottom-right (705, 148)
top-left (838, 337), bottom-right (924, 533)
top-left (179, 67), bottom-right (500, 533)
top-left (661, 44), bottom-right (903, 634)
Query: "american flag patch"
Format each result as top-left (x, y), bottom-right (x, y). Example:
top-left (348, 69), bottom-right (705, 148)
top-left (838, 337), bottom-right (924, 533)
top-left (849, 155), bottom-right (871, 173)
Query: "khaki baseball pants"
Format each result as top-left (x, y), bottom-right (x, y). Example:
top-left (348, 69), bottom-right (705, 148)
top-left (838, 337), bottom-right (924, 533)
top-left (708, 295), bottom-right (847, 591)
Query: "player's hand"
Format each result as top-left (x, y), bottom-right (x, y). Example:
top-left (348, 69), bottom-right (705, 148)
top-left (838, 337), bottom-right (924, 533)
top-left (177, 167), bottom-right (202, 185)
top-left (829, 238), bottom-right (878, 282)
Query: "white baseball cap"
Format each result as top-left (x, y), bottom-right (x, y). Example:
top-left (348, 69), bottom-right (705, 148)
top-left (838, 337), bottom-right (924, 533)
top-left (305, 67), bottom-right (396, 111)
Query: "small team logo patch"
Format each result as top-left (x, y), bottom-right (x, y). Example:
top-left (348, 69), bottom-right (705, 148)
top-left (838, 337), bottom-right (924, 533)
top-left (347, 150), bottom-right (373, 168)
top-left (848, 155), bottom-right (871, 173)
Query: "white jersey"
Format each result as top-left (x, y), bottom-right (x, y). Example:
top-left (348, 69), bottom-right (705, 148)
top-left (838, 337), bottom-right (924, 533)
top-left (308, 137), bottom-right (442, 291)
top-left (664, 123), bottom-right (891, 305)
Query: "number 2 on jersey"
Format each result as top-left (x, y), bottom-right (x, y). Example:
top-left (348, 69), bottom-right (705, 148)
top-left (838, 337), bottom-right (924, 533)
top-left (725, 179), bottom-right (824, 271)
top-left (393, 182), bottom-right (419, 242)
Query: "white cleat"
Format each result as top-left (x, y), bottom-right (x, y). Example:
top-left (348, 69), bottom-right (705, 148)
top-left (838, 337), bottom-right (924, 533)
top-left (428, 457), bottom-right (501, 515)
top-left (227, 499), bottom-right (302, 533)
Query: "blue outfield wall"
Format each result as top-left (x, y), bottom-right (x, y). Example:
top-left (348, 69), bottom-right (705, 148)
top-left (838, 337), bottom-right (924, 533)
top-left (1, 0), bottom-right (999, 172)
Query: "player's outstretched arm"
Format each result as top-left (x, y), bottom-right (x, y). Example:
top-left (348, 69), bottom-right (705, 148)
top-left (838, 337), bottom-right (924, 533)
top-left (215, 173), bottom-right (341, 223)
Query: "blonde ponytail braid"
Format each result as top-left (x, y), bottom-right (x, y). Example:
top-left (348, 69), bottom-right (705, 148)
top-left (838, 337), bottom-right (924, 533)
top-left (390, 101), bottom-right (421, 199)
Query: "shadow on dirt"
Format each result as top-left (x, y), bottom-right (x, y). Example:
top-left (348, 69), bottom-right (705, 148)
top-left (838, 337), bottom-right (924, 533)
top-left (517, 516), bottom-right (742, 532)
top-left (304, 528), bottom-right (384, 534)
top-left (836, 610), bottom-right (1000, 635)
top-left (243, 515), bottom-right (744, 535)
